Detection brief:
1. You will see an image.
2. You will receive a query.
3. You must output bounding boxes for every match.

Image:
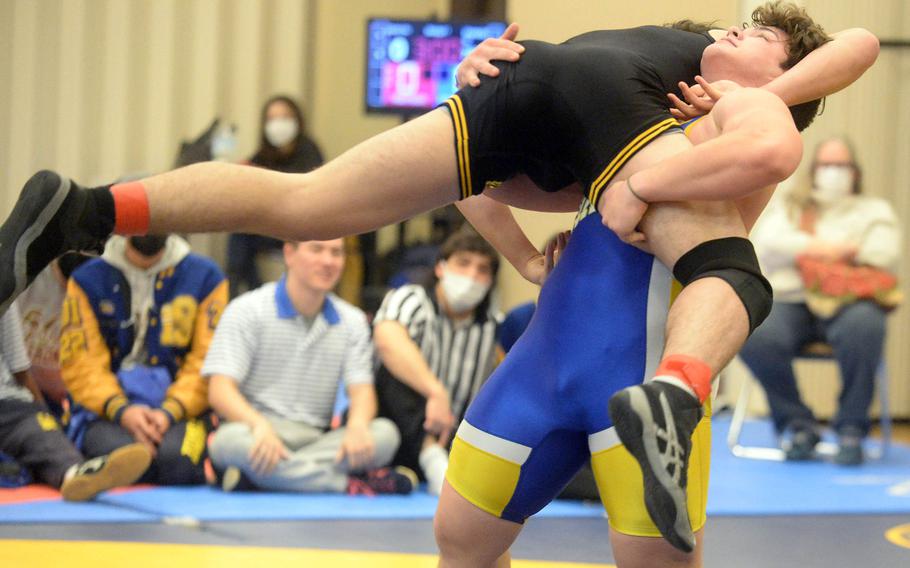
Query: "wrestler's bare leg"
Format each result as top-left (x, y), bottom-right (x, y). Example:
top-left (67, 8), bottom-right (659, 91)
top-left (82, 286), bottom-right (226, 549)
top-left (611, 528), bottom-right (705, 568)
top-left (142, 108), bottom-right (461, 239)
top-left (435, 480), bottom-right (518, 568)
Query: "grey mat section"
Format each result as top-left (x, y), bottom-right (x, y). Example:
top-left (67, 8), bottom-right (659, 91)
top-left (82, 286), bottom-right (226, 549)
top-left (2, 515), bottom-right (908, 567)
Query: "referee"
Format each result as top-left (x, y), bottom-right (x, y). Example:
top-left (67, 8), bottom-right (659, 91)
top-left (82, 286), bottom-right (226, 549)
top-left (374, 229), bottom-right (500, 495)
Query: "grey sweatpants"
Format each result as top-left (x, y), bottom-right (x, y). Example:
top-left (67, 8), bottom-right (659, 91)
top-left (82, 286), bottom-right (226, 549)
top-left (208, 415), bottom-right (400, 492)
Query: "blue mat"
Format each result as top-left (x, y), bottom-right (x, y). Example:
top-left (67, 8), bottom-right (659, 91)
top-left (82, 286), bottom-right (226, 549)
top-left (0, 487), bottom-right (604, 524)
top-left (2, 416), bottom-right (909, 524)
top-left (708, 415), bottom-right (910, 516)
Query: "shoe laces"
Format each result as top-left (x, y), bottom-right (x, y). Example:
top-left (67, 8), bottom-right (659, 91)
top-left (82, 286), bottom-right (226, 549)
top-left (655, 391), bottom-right (686, 485)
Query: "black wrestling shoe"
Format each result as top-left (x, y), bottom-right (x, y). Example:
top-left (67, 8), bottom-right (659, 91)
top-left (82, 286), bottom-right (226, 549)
top-left (608, 380), bottom-right (704, 553)
top-left (0, 170), bottom-right (111, 315)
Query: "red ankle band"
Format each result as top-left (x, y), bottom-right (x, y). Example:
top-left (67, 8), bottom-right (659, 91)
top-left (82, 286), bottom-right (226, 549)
top-left (111, 181), bottom-right (150, 235)
top-left (656, 355), bottom-right (713, 402)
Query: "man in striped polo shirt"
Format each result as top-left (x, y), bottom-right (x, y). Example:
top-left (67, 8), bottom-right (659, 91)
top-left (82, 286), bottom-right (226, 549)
top-left (204, 239), bottom-right (415, 494)
top-left (374, 230), bottom-right (500, 495)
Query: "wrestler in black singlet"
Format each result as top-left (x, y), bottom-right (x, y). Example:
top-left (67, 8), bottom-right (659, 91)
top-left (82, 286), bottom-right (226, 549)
top-left (442, 25), bottom-right (713, 204)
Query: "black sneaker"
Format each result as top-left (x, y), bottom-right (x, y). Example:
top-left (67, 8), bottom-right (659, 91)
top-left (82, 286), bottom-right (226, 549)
top-left (346, 466), bottom-right (417, 496)
top-left (61, 443), bottom-right (152, 502)
top-left (783, 425), bottom-right (820, 461)
top-left (834, 427), bottom-right (864, 466)
top-left (608, 380), bottom-right (703, 553)
top-left (0, 170), bottom-right (110, 315)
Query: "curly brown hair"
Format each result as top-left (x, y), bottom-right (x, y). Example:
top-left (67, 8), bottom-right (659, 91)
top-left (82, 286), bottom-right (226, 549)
top-left (751, 1), bottom-right (832, 131)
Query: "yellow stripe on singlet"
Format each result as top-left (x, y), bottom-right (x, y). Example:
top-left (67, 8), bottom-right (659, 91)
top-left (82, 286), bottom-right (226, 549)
top-left (445, 95), bottom-right (473, 200)
top-left (588, 118), bottom-right (679, 206)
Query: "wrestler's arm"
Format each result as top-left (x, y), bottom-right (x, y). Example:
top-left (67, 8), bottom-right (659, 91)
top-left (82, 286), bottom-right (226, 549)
top-left (673, 29), bottom-right (879, 119)
top-left (456, 183), bottom-right (576, 284)
top-left (763, 28), bottom-right (879, 106)
top-left (628, 88), bottom-right (801, 202)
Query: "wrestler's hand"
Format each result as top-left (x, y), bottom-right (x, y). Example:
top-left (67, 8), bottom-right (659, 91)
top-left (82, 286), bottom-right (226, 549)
top-left (598, 179), bottom-right (648, 244)
top-left (424, 384), bottom-right (455, 446)
top-left (519, 230), bottom-right (571, 285)
top-left (668, 76), bottom-right (740, 120)
top-left (456, 23), bottom-right (524, 88)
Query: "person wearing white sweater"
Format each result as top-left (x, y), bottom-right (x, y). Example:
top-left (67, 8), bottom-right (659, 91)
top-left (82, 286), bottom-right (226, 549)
top-left (740, 136), bottom-right (901, 465)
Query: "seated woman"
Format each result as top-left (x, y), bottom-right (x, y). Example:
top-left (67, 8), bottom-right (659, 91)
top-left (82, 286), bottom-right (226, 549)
top-left (740, 136), bottom-right (901, 465)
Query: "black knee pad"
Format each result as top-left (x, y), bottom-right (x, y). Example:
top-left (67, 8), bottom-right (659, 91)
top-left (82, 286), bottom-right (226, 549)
top-left (672, 237), bottom-right (772, 334)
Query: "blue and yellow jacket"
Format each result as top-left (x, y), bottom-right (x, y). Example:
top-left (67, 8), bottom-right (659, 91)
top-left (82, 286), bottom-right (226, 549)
top-left (60, 236), bottom-right (227, 424)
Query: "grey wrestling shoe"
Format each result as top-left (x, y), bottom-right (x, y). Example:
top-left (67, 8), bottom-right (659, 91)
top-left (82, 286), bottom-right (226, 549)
top-left (0, 170), bottom-right (110, 315)
top-left (608, 381), bottom-right (704, 553)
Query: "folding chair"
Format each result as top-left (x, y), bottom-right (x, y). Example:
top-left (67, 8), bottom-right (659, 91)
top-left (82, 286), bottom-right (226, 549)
top-left (726, 341), bottom-right (891, 461)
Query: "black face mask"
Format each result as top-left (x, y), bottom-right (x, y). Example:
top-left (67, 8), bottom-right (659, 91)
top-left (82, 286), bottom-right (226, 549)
top-left (129, 235), bottom-right (168, 257)
top-left (57, 252), bottom-right (91, 280)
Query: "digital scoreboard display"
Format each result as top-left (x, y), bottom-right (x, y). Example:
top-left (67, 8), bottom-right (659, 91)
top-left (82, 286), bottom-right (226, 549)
top-left (366, 19), bottom-right (508, 114)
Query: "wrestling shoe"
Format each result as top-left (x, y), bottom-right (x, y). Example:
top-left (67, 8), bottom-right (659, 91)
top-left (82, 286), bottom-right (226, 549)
top-left (346, 466), bottom-right (418, 496)
top-left (0, 170), bottom-right (111, 315)
top-left (608, 380), bottom-right (704, 553)
top-left (61, 443), bottom-right (152, 502)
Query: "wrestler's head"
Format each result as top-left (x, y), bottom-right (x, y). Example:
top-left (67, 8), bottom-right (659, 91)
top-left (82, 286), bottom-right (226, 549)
top-left (700, 1), bottom-right (831, 129)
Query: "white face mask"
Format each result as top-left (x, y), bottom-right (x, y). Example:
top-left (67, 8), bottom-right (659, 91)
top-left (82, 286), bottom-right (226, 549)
top-left (812, 165), bottom-right (854, 204)
top-left (439, 268), bottom-right (490, 314)
top-left (265, 117), bottom-right (299, 147)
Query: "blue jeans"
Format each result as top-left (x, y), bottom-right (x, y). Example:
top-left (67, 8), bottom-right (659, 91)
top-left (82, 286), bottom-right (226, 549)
top-left (739, 301), bottom-right (885, 436)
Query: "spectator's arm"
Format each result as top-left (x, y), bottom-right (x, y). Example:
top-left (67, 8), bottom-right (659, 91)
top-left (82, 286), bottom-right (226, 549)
top-left (856, 203), bottom-right (902, 271)
top-left (208, 373), bottom-right (269, 429)
top-left (749, 202), bottom-right (813, 271)
top-left (59, 279), bottom-right (128, 422)
top-left (13, 370), bottom-right (45, 406)
top-left (345, 383), bottom-right (378, 429)
top-left (373, 320), bottom-right (446, 400)
top-left (163, 280), bottom-right (228, 423)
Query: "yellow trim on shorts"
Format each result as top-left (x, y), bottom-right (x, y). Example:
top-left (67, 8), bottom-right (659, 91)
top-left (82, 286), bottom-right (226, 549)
top-left (443, 95), bottom-right (473, 200)
top-left (591, 403), bottom-right (712, 538)
top-left (588, 118), bottom-right (679, 206)
top-left (683, 115), bottom-right (708, 137)
top-left (446, 436), bottom-right (523, 518)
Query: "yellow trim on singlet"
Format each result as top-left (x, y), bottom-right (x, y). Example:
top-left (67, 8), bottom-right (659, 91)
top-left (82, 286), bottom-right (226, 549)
top-left (447, 436), bottom-right (523, 518)
top-left (588, 118), bottom-right (679, 207)
top-left (444, 95), bottom-right (473, 200)
top-left (683, 115), bottom-right (708, 137)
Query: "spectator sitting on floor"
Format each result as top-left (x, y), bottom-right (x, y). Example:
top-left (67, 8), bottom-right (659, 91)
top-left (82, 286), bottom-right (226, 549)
top-left (16, 253), bottom-right (91, 417)
top-left (0, 303), bottom-right (151, 500)
top-left (60, 234), bottom-right (227, 485)
top-left (740, 136), bottom-right (901, 465)
top-left (373, 229), bottom-right (501, 495)
top-left (205, 239), bottom-right (415, 495)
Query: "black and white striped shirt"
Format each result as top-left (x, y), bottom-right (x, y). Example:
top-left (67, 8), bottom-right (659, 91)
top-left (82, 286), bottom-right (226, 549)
top-left (374, 285), bottom-right (500, 420)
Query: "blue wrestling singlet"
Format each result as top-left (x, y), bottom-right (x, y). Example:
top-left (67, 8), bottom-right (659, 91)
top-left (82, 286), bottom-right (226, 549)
top-left (446, 203), bottom-right (712, 537)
